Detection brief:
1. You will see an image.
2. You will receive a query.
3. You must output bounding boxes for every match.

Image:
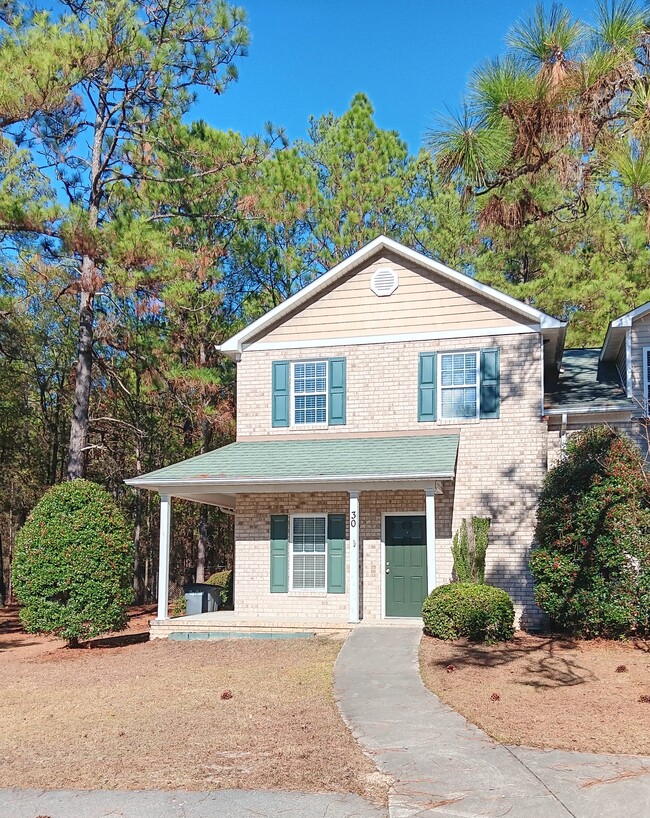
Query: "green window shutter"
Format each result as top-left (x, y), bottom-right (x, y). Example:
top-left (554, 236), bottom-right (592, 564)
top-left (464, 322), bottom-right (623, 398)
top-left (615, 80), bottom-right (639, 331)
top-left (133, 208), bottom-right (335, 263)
top-left (272, 361), bottom-right (290, 427)
top-left (270, 515), bottom-right (289, 593)
top-left (328, 357), bottom-right (347, 425)
top-left (418, 352), bottom-right (437, 421)
top-left (480, 348), bottom-right (500, 419)
top-left (327, 513), bottom-right (346, 594)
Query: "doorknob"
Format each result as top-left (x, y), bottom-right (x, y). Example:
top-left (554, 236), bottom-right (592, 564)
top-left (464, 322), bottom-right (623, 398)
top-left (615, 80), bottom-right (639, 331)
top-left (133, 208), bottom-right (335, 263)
top-left (386, 568), bottom-right (390, 574)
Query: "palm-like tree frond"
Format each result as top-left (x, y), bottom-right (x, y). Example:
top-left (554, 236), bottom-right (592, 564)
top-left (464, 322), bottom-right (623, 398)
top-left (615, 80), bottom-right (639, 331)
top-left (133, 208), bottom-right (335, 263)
top-left (469, 55), bottom-right (537, 121)
top-left (592, 0), bottom-right (647, 55)
top-left (425, 107), bottom-right (514, 189)
top-left (507, 3), bottom-right (584, 78)
top-left (607, 138), bottom-right (650, 191)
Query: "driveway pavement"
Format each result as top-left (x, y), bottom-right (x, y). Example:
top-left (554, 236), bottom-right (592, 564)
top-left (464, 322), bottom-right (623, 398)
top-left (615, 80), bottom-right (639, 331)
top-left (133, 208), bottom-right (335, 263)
top-left (335, 623), bottom-right (650, 818)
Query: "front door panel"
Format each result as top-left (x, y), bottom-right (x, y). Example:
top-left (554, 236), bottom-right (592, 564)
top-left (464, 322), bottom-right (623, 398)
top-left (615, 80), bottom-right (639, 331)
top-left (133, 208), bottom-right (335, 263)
top-left (385, 515), bottom-right (427, 617)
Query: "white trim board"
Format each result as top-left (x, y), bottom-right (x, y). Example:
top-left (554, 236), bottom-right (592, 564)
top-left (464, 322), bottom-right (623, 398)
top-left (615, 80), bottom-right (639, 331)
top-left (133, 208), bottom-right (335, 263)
top-left (217, 235), bottom-right (566, 359)
top-left (381, 511), bottom-right (429, 620)
top-left (244, 324), bottom-right (539, 352)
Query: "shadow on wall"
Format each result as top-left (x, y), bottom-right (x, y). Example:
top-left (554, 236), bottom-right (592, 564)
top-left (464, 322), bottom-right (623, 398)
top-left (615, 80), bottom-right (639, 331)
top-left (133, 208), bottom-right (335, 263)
top-left (477, 457), bottom-right (547, 631)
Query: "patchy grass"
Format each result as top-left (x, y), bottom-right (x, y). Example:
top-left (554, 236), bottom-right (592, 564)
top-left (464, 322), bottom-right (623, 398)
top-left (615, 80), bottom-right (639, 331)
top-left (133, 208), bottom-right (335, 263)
top-left (0, 607), bottom-right (385, 801)
top-left (420, 631), bottom-right (650, 755)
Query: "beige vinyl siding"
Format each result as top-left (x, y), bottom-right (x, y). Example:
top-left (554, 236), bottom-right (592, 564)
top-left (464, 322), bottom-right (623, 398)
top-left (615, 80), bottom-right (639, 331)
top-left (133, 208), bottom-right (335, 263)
top-left (630, 314), bottom-right (650, 411)
top-left (248, 252), bottom-right (531, 346)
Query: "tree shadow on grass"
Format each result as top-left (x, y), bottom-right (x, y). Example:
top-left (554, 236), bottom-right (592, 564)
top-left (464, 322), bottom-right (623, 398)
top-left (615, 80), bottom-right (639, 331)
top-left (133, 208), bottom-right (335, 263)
top-left (80, 631), bottom-right (150, 649)
top-left (422, 633), bottom-right (597, 689)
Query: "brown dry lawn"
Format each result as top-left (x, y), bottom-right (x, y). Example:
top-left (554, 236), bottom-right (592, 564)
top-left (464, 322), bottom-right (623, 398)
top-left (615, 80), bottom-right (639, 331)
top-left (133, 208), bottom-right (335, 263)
top-left (0, 606), bottom-right (385, 801)
top-left (420, 631), bottom-right (650, 755)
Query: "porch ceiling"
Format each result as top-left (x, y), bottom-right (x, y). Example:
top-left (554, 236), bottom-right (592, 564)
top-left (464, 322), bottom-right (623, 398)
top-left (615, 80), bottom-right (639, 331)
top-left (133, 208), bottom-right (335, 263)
top-left (124, 434), bottom-right (459, 504)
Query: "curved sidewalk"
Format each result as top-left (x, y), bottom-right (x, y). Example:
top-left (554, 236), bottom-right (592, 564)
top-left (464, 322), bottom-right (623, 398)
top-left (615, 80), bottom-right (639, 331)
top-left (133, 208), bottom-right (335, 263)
top-left (335, 624), bottom-right (650, 818)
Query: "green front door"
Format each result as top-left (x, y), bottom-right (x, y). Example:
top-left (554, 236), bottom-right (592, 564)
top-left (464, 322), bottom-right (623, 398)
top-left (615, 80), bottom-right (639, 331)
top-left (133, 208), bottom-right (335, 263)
top-left (385, 515), bottom-right (428, 617)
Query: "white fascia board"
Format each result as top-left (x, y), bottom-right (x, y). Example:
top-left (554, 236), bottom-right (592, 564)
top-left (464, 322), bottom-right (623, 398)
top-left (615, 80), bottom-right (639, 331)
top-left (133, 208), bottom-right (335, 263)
top-left (217, 235), bottom-right (566, 358)
top-left (124, 470), bottom-right (456, 492)
top-left (245, 323), bottom-right (540, 352)
top-left (600, 324), bottom-right (627, 362)
top-left (601, 301), bottom-right (650, 361)
top-left (544, 405), bottom-right (633, 416)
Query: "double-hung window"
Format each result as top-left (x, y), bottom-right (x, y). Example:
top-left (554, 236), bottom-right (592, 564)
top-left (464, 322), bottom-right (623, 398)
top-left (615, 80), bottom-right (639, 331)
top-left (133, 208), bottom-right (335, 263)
top-left (440, 351), bottom-right (479, 419)
top-left (291, 515), bottom-right (327, 590)
top-left (293, 361), bottom-right (327, 424)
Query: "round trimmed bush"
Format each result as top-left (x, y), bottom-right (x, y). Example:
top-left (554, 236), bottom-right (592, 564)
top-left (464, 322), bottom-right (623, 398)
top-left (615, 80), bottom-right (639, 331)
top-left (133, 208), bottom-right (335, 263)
top-left (12, 479), bottom-right (134, 646)
top-left (422, 582), bottom-right (515, 643)
top-left (530, 426), bottom-right (650, 638)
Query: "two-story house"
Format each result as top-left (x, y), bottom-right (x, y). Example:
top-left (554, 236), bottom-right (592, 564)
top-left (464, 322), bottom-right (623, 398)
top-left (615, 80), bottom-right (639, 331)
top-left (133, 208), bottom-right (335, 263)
top-left (126, 236), bottom-right (642, 637)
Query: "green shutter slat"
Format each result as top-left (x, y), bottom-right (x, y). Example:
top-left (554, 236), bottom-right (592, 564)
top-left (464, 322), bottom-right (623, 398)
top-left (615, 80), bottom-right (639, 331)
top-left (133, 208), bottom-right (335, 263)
top-left (418, 352), bottom-right (437, 421)
top-left (272, 361), bottom-right (290, 427)
top-left (327, 513), bottom-right (346, 594)
top-left (328, 357), bottom-right (346, 425)
top-left (270, 514), bottom-right (289, 593)
top-left (480, 348), bottom-right (500, 419)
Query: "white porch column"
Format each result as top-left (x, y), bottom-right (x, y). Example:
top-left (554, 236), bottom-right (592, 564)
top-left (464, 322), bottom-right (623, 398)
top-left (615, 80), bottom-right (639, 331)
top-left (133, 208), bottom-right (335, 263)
top-left (425, 488), bottom-right (436, 593)
top-left (157, 494), bottom-right (171, 620)
top-left (349, 491), bottom-right (360, 623)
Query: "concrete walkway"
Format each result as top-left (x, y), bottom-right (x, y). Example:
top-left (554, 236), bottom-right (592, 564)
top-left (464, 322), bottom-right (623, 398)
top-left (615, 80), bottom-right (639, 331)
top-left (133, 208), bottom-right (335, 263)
top-left (0, 788), bottom-right (386, 818)
top-left (335, 624), bottom-right (650, 818)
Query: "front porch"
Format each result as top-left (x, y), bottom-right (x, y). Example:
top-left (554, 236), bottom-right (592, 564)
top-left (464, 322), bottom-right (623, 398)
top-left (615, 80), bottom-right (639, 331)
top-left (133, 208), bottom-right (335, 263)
top-left (150, 610), bottom-right (425, 639)
top-left (125, 434), bottom-right (459, 637)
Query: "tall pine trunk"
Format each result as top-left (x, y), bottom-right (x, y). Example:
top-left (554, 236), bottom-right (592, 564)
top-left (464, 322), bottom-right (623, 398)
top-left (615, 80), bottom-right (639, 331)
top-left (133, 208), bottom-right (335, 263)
top-left (67, 281), bottom-right (94, 479)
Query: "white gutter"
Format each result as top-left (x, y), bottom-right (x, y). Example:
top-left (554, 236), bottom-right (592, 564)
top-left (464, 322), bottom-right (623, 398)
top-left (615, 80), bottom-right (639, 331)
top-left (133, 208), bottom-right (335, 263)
top-left (544, 405), bottom-right (633, 416)
top-left (125, 470), bottom-right (457, 490)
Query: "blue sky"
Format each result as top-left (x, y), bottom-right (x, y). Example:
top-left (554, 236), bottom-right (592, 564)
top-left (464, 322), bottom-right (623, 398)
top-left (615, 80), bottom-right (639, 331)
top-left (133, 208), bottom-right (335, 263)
top-left (197, 0), bottom-right (594, 152)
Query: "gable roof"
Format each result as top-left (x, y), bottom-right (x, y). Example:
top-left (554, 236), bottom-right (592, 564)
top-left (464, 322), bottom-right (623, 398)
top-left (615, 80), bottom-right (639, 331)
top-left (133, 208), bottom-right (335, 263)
top-left (217, 235), bottom-right (566, 360)
top-left (601, 300), bottom-right (650, 362)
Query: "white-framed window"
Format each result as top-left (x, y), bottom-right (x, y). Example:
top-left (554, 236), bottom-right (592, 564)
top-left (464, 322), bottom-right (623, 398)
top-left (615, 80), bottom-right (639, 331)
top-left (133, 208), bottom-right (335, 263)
top-left (293, 361), bottom-right (327, 424)
top-left (439, 351), bottom-right (480, 420)
top-left (291, 514), bottom-right (327, 591)
top-left (643, 347), bottom-right (650, 417)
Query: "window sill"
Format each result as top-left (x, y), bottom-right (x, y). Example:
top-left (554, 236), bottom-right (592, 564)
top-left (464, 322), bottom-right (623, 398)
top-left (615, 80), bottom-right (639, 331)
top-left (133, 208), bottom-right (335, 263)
top-left (288, 590), bottom-right (329, 597)
top-left (437, 417), bottom-right (481, 425)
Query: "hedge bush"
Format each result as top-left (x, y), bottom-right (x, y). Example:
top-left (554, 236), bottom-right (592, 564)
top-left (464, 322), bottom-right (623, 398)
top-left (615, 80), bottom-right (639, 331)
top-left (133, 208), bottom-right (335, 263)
top-left (12, 479), bottom-right (134, 646)
top-left (206, 568), bottom-right (233, 607)
top-left (530, 426), bottom-right (650, 638)
top-left (422, 582), bottom-right (515, 643)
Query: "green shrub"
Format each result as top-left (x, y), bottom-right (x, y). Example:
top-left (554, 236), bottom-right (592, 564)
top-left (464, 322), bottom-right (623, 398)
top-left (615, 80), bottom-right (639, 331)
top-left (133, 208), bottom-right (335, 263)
top-left (422, 582), bottom-right (515, 643)
top-left (452, 516), bottom-right (491, 583)
top-left (206, 568), bottom-right (233, 607)
top-left (530, 426), bottom-right (650, 638)
top-left (171, 595), bottom-right (187, 617)
top-left (12, 479), bottom-right (134, 646)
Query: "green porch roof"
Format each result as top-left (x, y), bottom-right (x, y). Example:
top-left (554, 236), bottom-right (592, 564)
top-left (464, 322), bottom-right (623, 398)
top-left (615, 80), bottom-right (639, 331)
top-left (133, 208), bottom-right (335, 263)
top-left (127, 434), bottom-right (459, 487)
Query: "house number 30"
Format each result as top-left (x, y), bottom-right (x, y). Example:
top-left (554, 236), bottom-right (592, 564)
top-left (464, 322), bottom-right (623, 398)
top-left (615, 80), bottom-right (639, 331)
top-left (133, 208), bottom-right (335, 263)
top-left (350, 510), bottom-right (357, 528)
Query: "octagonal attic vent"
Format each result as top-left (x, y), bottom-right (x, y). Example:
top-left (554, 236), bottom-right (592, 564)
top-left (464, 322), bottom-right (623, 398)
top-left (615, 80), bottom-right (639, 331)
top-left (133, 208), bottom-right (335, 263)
top-left (370, 267), bottom-right (398, 297)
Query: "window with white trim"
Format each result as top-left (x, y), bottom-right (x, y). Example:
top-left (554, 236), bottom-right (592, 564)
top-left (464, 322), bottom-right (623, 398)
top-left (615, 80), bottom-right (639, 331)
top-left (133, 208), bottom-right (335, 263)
top-left (440, 351), bottom-right (479, 419)
top-left (293, 361), bottom-right (327, 424)
top-left (291, 515), bottom-right (326, 590)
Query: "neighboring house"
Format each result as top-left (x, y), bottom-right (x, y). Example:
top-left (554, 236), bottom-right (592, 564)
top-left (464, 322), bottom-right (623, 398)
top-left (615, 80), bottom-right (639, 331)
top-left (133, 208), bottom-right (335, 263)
top-left (126, 236), bottom-right (644, 634)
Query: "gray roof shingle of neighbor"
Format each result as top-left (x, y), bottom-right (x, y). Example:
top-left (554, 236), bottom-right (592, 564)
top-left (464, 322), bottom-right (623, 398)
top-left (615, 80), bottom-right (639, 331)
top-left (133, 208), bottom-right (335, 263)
top-left (135, 434), bottom-right (460, 483)
top-left (544, 348), bottom-right (635, 411)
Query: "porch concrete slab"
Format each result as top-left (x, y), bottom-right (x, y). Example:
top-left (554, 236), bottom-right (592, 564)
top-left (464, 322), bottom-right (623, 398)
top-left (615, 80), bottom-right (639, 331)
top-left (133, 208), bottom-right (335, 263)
top-left (0, 788), bottom-right (387, 818)
top-left (334, 625), bottom-right (650, 817)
